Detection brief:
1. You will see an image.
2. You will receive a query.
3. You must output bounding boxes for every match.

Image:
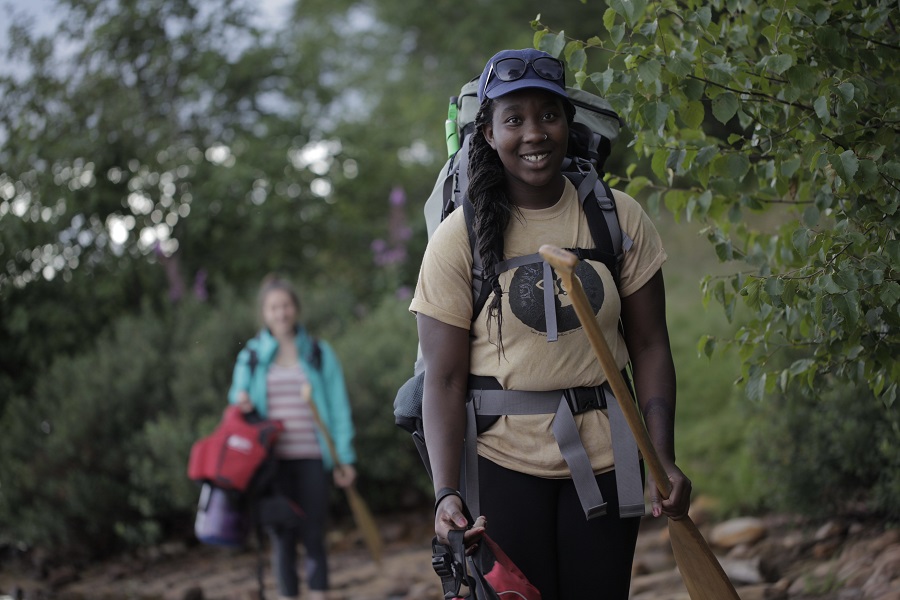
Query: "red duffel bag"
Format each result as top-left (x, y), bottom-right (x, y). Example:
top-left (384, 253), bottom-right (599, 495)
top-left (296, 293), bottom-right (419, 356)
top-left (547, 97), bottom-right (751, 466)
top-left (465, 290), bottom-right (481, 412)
top-left (187, 404), bottom-right (284, 492)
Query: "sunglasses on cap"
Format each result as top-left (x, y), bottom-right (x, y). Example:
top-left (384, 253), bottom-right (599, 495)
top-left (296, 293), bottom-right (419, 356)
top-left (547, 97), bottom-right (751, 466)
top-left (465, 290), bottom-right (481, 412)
top-left (482, 56), bottom-right (565, 95)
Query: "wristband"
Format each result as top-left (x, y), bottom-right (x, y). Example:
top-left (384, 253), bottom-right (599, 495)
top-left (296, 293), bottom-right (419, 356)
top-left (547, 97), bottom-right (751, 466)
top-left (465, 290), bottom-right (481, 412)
top-left (434, 487), bottom-right (463, 512)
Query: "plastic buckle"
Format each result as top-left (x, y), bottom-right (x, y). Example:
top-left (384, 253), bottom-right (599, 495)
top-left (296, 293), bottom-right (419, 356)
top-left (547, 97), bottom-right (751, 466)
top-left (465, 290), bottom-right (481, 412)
top-left (432, 538), bottom-right (464, 598)
top-left (564, 386), bottom-right (606, 415)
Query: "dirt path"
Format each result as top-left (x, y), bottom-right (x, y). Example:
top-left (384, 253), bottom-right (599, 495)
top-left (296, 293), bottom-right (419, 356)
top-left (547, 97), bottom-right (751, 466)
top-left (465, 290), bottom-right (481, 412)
top-left (2, 506), bottom-right (897, 599)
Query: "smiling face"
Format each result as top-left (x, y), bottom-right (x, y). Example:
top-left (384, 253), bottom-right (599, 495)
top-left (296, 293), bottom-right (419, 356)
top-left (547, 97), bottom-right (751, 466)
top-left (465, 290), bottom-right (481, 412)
top-left (262, 288), bottom-right (298, 339)
top-left (483, 88), bottom-right (569, 209)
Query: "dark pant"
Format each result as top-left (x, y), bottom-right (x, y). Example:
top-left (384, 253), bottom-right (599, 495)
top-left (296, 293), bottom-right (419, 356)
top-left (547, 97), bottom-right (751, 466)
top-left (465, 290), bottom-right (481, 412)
top-left (268, 458), bottom-right (329, 596)
top-left (477, 456), bottom-right (641, 600)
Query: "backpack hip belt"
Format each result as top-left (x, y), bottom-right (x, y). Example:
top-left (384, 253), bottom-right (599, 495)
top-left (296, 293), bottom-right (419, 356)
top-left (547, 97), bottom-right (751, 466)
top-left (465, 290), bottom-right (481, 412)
top-left (462, 379), bottom-right (646, 521)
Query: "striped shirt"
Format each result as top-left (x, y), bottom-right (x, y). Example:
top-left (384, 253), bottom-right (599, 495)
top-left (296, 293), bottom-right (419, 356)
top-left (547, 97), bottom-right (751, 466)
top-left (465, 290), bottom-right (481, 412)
top-left (266, 363), bottom-right (322, 460)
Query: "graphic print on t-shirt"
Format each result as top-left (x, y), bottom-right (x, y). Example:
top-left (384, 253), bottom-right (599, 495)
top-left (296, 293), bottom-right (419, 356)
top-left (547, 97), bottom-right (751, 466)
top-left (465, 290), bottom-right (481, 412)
top-left (508, 260), bottom-right (605, 336)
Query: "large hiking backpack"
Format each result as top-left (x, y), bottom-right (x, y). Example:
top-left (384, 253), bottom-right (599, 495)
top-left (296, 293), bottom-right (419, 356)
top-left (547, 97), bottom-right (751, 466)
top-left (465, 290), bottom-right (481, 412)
top-left (394, 75), bottom-right (646, 522)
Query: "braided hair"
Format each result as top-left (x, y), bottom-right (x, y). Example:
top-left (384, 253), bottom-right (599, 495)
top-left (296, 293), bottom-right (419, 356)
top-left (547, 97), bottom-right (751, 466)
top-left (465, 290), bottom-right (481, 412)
top-left (466, 97), bottom-right (577, 353)
top-left (467, 98), bottom-right (513, 353)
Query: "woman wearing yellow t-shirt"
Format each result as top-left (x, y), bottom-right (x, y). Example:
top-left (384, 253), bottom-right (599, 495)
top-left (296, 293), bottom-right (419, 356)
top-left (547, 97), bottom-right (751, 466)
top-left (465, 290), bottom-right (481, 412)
top-left (410, 48), bottom-right (692, 599)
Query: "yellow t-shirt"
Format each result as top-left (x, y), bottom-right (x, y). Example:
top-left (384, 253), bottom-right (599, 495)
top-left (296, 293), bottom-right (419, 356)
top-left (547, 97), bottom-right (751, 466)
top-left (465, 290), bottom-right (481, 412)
top-left (410, 178), bottom-right (666, 478)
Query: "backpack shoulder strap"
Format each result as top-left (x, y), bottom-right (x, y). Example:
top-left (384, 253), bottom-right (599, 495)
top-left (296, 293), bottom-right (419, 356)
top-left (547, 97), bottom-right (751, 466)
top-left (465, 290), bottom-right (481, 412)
top-left (248, 347), bottom-right (258, 377)
top-left (563, 160), bottom-right (633, 287)
top-left (463, 197), bottom-right (492, 323)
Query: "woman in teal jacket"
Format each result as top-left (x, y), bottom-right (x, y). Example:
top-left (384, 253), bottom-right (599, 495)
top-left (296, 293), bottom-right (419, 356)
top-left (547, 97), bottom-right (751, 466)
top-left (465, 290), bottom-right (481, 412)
top-left (228, 274), bottom-right (356, 600)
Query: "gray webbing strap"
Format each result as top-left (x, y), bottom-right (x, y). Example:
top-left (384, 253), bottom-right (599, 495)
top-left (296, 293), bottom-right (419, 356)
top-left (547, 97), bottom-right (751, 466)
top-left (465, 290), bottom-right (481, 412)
top-left (463, 400), bottom-right (481, 519)
top-left (470, 385), bottom-right (645, 520)
top-left (551, 396), bottom-right (607, 519)
top-left (592, 179), bottom-right (634, 256)
top-left (576, 164), bottom-right (598, 201)
top-left (493, 253), bottom-right (559, 343)
top-left (602, 385), bottom-right (645, 517)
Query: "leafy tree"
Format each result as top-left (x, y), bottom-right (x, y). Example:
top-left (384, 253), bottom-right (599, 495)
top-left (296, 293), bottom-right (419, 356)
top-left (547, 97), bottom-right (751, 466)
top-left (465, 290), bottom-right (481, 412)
top-left (0, 0), bottom-right (388, 410)
top-left (537, 0), bottom-right (898, 511)
top-left (551, 0), bottom-right (899, 402)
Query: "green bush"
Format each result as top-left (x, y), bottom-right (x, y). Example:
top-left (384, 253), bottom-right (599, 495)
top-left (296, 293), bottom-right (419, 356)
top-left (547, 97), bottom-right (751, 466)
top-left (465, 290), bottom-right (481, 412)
top-left (0, 289), bottom-right (254, 557)
top-left (749, 382), bottom-right (900, 518)
top-left (0, 302), bottom-right (174, 557)
top-left (331, 294), bottom-right (433, 512)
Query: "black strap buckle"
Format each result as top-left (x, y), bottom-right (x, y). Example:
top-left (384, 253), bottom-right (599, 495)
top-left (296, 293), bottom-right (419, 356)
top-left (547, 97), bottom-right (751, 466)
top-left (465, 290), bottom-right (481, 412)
top-left (432, 536), bottom-right (466, 599)
top-left (563, 386), bottom-right (607, 415)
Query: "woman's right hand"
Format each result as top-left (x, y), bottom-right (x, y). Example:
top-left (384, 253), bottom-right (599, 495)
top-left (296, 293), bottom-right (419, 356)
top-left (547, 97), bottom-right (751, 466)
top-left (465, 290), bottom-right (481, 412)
top-left (235, 391), bottom-right (253, 413)
top-left (435, 495), bottom-right (486, 551)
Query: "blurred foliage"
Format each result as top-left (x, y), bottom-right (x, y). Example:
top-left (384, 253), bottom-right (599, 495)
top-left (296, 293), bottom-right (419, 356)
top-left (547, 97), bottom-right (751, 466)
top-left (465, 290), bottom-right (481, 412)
top-left (546, 0), bottom-right (899, 404)
top-left (750, 382), bottom-right (900, 519)
top-left (2, 0), bottom-right (898, 562)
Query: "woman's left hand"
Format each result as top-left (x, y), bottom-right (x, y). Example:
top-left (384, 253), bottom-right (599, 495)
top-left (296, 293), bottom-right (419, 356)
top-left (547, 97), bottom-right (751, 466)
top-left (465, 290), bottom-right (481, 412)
top-left (333, 464), bottom-right (357, 488)
top-left (647, 463), bottom-right (692, 520)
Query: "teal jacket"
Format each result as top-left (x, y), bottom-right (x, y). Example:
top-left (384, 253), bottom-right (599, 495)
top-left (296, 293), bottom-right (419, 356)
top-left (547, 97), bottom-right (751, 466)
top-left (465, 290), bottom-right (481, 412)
top-left (227, 326), bottom-right (356, 470)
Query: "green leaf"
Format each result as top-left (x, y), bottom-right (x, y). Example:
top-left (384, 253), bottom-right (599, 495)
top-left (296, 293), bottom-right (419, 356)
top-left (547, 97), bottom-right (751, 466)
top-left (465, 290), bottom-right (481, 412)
top-left (768, 54), bottom-right (794, 75)
top-left (695, 5), bottom-right (711, 28)
top-left (715, 153), bottom-right (752, 179)
top-left (666, 56), bottom-right (692, 78)
top-left (567, 47), bottom-right (587, 72)
top-left (641, 101), bottom-right (670, 131)
top-left (697, 335), bottom-right (716, 358)
top-left (712, 92), bottom-right (739, 124)
top-left (548, 31), bottom-right (567, 56)
top-left (625, 176), bottom-right (651, 197)
top-left (820, 273), bottom-right (843, 294)
top-left (880, 281), bottom-right (900, 306)
top-left (651, 148), bottom-right (669, 183)
top-left (683, 78), bottom-right (705, 100)
top-left (814, 96), bottom-right (829, 120)
top-left (695, 145), bottom-right (718, 166)
top-left (834, 269), bottom-right (859, 292)
top-left (747, 367), bottom-right (766, 401)
top-left (783, 278), bottom-right (798, 305)
top-left (789, 358), bottom-right (815, 376)
top-left (881, 161), bottom-right (900, 179)
top-left (833, 291), bottom-right (861, 323)
top-left (887, 240), bottom-right (900, 264)
top-left (786, 65), bottom-right (817, 91)
top-left (765, 277), bottom-right (785, 298)
top-left (791, 227), bottom-right (810, 256)
top-left (837, 82), bottom-right (855, 103)
top-left (610, 24), bottom-right (625, 45)
top-left (830, 150), bottom-right (859, 183)
top-left (603, 7), bottom-right (618, 32)
top-left (637, 59), bottom-right (662, 84)
top-left (781, 156), bottom-right (802, 177)
top-left (802, 205), bottom-right (820, 227)
top-left (682, 100), bottom-right (705, 129)
top-left (590, 68), bottom-right (615, 94)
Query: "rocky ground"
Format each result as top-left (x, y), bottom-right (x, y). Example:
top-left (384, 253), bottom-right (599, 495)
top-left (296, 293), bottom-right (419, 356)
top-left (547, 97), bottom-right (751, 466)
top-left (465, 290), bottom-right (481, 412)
top-left (2, 500), bottom-right (898, 600)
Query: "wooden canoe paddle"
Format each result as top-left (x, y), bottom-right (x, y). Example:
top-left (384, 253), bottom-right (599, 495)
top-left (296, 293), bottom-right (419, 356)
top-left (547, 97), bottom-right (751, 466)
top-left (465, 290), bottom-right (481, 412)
top-left (538, 244), bottom-right (740, 600)
top-left (301, 383), bottom-right (384, 564)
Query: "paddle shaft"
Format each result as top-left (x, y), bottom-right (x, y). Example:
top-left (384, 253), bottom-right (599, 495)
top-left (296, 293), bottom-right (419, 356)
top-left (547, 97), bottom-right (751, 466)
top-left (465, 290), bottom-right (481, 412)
top-left (538, 246), bottom-right (671, 496)
top-left (301, 383), bottom-right (345, 471)
top-left (301, 383), bottom-right (384, 563)
top-left (540, 245), bottom-right (741, 600)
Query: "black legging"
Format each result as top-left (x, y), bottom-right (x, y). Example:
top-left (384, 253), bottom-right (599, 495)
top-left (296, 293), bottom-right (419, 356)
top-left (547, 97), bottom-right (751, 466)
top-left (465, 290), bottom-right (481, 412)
top-left (268, 458), bottom-right (329, 596)
top-left (477, 456), bottom-right (641, 600)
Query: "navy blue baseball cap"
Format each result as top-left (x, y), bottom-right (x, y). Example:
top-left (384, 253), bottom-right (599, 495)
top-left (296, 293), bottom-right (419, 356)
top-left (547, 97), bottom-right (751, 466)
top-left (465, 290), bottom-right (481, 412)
top-left (477, 48), bottom-right (568, 103)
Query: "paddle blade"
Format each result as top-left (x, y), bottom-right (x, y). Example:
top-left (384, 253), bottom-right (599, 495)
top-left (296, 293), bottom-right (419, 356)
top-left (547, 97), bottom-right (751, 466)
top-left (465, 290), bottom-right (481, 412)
top-left (669, 517), bottom-right (741, 600)
top-left (346, 485), bottom-right (384, 564)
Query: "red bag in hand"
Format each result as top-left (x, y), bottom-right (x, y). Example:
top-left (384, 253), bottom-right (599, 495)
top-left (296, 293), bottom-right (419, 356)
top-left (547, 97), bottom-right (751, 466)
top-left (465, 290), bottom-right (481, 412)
top-left (433, 529), bottom-right (541, 600)
top-left (187, 404), bottom-right (283, 492)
